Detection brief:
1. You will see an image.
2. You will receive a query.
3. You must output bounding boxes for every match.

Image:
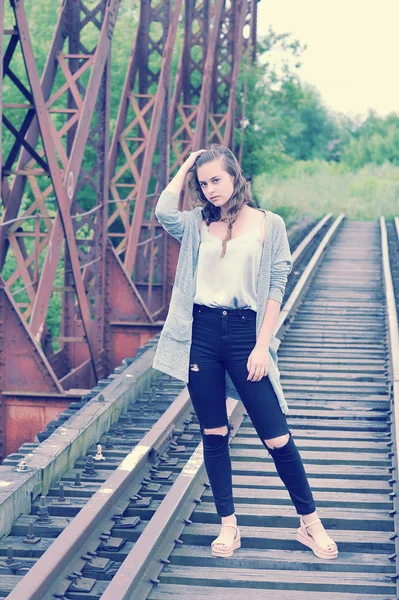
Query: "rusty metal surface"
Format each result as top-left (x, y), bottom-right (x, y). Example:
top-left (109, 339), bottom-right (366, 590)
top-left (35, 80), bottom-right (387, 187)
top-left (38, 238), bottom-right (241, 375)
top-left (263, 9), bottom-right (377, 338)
top-left (0, 1), bottom-right (256, 459)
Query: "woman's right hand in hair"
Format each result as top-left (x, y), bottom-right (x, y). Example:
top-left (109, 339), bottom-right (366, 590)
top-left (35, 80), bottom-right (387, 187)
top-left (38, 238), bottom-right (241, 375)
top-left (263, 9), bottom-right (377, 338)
top-left (163, 149), bottom-right (207, 196)
top-left (182, 149), bottom-right (207, 172)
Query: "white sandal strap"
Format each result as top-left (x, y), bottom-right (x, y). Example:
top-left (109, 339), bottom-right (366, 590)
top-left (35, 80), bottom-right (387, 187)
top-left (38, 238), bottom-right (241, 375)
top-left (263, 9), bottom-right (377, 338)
top-left (211, 524), bottom-right (239, 548)
top-left (301, 517), bottom-right (321, 528)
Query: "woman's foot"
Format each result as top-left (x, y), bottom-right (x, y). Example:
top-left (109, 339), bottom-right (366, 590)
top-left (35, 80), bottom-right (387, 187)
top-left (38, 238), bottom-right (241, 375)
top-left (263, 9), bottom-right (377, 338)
top-left (211, 514), bottom-right (241, 557)
top-left (297, 513), bottom-right (338, 559)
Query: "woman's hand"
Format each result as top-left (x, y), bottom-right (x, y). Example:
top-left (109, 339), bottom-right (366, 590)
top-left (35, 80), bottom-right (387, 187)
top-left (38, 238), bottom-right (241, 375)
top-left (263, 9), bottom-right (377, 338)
top-left (182, 149), bottom-right (207, 171)
top-left (247, 346), bottom-right (269, 382)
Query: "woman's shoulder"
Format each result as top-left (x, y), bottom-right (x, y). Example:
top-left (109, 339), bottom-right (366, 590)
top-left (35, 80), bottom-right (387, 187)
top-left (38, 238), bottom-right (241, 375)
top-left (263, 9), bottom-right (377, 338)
top-left (265, 210), bottom-right (287, 229)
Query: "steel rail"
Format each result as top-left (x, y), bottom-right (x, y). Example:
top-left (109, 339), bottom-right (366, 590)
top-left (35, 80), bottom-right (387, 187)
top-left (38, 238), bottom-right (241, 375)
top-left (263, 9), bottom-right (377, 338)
top-left (95, 214), bottom-right (346, 599)
top-left (101, 398), bottom-right (245, 600)
top-left (1, 214), bottom-right (342, 598)
top-left (290, 213), bottom-right (332, 263)
top-left (276, 214), bottom-right (345, 339)
top-left (7, 387), bottom-right (193, 600)
top-left (380, 217), bottom-right (399, 595)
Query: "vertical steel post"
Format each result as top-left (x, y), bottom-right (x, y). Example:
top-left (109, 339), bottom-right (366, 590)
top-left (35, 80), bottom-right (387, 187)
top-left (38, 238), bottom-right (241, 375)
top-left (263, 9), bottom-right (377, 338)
top-left (0, 0), bottom-right (3, 178)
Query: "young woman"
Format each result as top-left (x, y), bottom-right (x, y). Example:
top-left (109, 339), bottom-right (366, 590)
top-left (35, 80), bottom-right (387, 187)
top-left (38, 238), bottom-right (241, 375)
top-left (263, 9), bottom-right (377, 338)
top-left (153, 145), bottom-right (338, 560)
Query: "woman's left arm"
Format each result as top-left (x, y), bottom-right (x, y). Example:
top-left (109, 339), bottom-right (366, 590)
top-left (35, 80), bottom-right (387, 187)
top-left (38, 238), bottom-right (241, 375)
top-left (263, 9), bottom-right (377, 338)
top-left (247, 216), bottom-right (293, 382)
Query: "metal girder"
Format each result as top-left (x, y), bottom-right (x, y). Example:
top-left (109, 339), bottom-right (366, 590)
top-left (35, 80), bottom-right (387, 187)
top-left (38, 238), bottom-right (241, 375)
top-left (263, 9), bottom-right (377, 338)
top-left (0, 0), bottom-right (258, 455)
top-left (108, 0), bottom-right (179, 314)
top-left (0, 273), bottom-right (64, 460)
top-left (124, 0), bottom-right (184, 277)
top-left (1, 1), bottom-right (120, 388)
top-left (169, 0), bottom-right (211, 173)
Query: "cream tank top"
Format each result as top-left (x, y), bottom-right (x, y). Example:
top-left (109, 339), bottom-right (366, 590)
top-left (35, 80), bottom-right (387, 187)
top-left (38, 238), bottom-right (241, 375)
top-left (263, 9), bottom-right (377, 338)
top-left (193, 214), bottom-right (265, 312)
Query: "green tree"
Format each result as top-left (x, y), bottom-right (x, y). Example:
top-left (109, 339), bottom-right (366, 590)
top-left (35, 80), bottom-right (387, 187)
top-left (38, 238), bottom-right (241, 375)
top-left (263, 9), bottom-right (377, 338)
top-left (236, 29), bottom-right (339, 176)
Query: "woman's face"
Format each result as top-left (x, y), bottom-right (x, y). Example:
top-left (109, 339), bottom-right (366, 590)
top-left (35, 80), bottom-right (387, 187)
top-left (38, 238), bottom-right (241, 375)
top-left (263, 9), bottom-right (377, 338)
top-left (196, 159), bottom-right (235, 209)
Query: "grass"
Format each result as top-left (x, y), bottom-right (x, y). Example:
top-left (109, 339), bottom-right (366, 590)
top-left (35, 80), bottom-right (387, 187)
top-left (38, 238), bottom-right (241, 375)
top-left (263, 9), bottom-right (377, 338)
top-left (253, 161), bottom-right (399, 228)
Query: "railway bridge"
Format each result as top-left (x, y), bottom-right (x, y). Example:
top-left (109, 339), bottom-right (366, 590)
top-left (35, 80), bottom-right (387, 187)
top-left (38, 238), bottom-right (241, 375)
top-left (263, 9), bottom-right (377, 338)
top-left (1, 1), bottom-right (399, 599)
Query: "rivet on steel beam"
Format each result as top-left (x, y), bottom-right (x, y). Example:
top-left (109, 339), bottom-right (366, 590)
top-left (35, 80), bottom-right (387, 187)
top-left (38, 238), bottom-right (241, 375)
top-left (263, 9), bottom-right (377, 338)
top-left (149, 578), bottom-right (160, 585)
top-left (389, 492), bottom-right (397, 498)
top-left (174, 538), bottom-right (183, 545)
top-left (193, 498), bottom-right (202, 504)
top-left (389, 466), bottom-right (396, 473)
top-left (204, 482), bottom-right (211, 488)
top-left (81, 554), bottom-right (93, 562)
top-left (389, 532), bottom-right (398, 540)
top-left (390, 573), bottom-right (399, 582)
top-left (183, 518), bottom-right (192, 525)
top-left (389, 553), bottom-right (397, 562)
top-left (159, 558), bottom-right (170, 565)
top-left (389, 479), bottom-right (397, 486)
top-left (112, 512), bottom-right (123, 523)
top-left (389, 452), bottom-right (395, 458)
top-left (387, 441), bottom-right (394, 447)
top-left (389, 510), bottom-right (397, 517)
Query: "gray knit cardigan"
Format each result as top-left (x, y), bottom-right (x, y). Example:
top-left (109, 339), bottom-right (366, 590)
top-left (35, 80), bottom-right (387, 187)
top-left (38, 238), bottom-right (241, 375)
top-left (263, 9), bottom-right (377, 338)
top-left (152, 190), bottom-right (293, 414)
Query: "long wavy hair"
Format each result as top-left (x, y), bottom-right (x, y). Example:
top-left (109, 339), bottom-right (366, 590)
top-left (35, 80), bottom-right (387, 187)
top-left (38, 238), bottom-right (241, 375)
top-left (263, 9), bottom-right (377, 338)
top-left (185, 145), bottom-right (260, 258)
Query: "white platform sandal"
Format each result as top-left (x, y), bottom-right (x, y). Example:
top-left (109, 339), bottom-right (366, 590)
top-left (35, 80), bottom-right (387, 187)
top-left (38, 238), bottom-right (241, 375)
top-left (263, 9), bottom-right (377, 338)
top-left (296, 516), bottom-right (338, 559)
top-left (211, 523), bottom-right (241, 557)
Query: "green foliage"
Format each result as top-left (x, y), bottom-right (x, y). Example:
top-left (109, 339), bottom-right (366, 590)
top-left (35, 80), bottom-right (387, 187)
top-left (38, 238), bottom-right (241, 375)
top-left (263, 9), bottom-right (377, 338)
top-left (236, 29), bottom-right (340, 178)
top-left (341, 112), bottom-right (399, 169)
top-left (254, 162), bottom-right (399, 225)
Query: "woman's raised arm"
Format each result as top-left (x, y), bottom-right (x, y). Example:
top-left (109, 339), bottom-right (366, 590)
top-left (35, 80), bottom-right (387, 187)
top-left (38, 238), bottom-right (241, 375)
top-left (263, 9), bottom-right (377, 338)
top-left (155, 150), bottom-right (206, 242)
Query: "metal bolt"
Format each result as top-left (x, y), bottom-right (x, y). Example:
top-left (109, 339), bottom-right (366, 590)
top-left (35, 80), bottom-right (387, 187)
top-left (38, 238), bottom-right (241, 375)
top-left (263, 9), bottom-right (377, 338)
top-left (23, 520), bottom-right (41, 545)
top-left (58, 483), bottom-right (66, 502)
top-left (16, 460), bottom-right (29, 472)
top-left (83, 455), bottom-right (97, 477)
top-left (35, 496), bottom-right (51, 523)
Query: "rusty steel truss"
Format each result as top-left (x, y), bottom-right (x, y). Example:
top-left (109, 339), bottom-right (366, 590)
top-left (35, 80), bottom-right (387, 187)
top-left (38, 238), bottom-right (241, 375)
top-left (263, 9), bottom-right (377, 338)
top-left (0, 0), bottom-right (258, 459)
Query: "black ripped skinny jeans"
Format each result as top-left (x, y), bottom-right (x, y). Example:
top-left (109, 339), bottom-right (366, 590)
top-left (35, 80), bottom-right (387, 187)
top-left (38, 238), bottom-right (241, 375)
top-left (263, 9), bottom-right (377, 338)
top-left (187, 303), bottom-right (316, 518)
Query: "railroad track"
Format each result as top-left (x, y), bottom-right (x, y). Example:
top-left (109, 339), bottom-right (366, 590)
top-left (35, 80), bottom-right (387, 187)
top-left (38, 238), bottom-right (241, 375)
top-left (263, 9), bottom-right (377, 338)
top-left (0, 214), bottom-right (398, 599)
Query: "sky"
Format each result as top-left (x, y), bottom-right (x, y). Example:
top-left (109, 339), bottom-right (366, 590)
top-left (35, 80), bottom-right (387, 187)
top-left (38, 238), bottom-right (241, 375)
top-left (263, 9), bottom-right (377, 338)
top-left (257, 0), bottom-right (399, 118)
